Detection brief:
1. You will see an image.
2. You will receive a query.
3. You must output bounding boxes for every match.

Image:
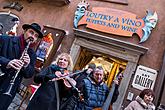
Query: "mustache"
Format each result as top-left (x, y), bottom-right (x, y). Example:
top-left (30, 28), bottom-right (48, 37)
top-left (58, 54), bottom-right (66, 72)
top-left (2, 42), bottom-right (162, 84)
top-left (27, 37), bottom-right (34, 42)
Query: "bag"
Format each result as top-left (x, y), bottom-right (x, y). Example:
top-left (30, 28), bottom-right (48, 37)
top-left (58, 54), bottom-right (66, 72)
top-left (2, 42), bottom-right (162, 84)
top-left (60, 95), bottom-right (78, 110)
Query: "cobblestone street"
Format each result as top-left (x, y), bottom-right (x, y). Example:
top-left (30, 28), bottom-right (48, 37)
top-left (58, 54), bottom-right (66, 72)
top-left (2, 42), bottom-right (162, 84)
top-left (8, 94), bottom-right (28, 110)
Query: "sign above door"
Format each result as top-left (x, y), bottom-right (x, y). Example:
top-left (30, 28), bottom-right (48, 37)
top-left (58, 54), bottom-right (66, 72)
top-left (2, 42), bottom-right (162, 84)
top-left (73, 0), bottom-right (158, 43)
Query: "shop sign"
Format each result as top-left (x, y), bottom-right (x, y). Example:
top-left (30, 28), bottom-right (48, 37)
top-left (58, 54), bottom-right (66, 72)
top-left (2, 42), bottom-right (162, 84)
top-left (132, 65), bottom-right (157, 90)
top-left (74, 0), bottom-right (158, 43)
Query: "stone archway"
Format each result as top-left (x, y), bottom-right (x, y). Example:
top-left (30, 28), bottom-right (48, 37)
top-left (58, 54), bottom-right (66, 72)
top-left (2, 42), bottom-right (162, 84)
top-left (70, 28), bottom-right (148, 110)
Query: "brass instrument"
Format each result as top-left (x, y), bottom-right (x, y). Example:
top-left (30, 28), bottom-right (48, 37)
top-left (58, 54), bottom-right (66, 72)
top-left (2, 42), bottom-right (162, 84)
top-left (3, 38), bottom-right (33, 97)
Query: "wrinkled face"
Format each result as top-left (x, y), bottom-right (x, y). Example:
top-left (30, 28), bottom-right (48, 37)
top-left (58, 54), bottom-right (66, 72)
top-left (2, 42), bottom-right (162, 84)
top-left (57, 55), bottom-right (69, 69)
top-left (24, 29), bottom-right (39, 43)
top-left (74, 4), bottom-right (87, 28)
top-left (93, 68), bottom-right (104, 83)
top-left (143, 94), bottom-right (154, 104)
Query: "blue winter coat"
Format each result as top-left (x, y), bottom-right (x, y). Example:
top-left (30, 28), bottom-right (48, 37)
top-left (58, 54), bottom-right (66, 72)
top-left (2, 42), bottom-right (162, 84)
top-left (76, 77), bottom-right (109, 110)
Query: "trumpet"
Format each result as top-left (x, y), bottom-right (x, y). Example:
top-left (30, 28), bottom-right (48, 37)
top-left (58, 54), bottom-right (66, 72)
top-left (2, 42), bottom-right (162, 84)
top-left (3, 38), bottom-right (33, 97)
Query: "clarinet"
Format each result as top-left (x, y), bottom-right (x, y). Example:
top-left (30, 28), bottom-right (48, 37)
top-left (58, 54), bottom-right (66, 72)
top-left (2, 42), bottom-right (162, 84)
top-left (3, 38), bottom-right (33, 97)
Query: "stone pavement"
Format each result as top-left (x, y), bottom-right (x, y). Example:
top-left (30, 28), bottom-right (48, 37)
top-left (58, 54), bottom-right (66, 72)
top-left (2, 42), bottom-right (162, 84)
top-left (8, 93), bottom-right (28, 110)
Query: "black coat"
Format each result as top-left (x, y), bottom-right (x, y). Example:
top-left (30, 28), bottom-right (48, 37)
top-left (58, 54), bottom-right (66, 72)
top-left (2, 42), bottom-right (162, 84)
top-left (0, 35), bottom-right (36, 109)
top-left (26, 64), bottom-right (73, 110)
top-left (72, 69), bottom-right (89, 88)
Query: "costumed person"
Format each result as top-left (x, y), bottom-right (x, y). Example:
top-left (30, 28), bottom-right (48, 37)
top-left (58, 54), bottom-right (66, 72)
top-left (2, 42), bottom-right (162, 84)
top-left (124, 88), bottom-right (155, 110)
top-left (75, 66), bottom-right (109, 110)
top-left (26, 53), bottom-right (76, 110)
top-left (0, 23), bottom-right (43, 110)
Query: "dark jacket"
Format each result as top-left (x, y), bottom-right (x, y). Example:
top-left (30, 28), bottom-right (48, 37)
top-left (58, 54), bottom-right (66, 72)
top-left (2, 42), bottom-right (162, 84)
top-left (111, 84), bottom-right (119, 104)
top-left (26, 64), bottom-right (73, 110)
top-left (73, 69), bottom-right (90, 88)
top-left (75, 77), bottom-right (109, 110)
top-left (0, 35), bottom-right (36, 96)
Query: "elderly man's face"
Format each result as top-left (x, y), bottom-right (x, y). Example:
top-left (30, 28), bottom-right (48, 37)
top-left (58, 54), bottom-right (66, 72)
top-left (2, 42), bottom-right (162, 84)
top-left (24, 28), bottom-right (39, 43)
top-left (93, 68), bottom-right (104, 83)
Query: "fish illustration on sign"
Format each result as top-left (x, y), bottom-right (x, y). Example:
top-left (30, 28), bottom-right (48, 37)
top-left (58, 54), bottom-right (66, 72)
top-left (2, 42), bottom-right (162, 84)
top-left (73, 0), bottom-right (158, 43)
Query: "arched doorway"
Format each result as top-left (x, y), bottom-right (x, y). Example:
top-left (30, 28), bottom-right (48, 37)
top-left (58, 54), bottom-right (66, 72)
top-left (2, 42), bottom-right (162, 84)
top-left (70, 29), bottom-right (148, 110)
top-left (73, 47), bottom-right (127, 88)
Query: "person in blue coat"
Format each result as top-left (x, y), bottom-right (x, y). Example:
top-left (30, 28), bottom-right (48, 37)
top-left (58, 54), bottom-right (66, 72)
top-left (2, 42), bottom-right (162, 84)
top-left (73, 63), bottom-right (96, 88)
top-left (75, 66), bottom-right (109, 110)
top-left (0, 23), bottom-right (43, 110)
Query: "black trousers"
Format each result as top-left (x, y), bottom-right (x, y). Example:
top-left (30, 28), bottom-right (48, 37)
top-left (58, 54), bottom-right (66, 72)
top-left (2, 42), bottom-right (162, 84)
top-left (0, 94), bottom-right (14, 110)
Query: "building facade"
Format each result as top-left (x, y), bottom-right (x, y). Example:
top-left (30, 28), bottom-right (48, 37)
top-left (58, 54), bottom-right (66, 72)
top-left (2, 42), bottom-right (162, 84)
top-left (0, 0), bottom-right (165, 109)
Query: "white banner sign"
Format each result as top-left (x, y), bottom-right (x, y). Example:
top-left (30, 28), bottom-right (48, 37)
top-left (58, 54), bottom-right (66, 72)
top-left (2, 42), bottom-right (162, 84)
top-left (132, 65), bottom-right (158, 90)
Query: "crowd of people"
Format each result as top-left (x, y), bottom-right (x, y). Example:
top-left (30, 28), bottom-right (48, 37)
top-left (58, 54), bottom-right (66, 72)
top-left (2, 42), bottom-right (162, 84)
top-left (0, 22), bottom-right (156, 110)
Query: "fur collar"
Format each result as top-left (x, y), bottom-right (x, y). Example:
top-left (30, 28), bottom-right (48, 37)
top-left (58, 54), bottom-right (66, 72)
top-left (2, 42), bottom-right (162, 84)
top-left (136, 96), bottom-right (155, 110)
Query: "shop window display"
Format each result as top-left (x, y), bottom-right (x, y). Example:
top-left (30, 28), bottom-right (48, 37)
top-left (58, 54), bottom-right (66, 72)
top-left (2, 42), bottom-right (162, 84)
top-left (35, 33), bottom-right (53, 71)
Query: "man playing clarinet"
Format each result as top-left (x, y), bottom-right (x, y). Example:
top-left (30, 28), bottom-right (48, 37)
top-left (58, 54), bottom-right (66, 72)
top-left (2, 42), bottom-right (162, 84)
top-left (0, 23), bottom-right (43, 110)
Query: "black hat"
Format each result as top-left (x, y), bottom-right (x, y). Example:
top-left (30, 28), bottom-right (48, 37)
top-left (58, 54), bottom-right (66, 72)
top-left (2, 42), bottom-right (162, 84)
top-left (22, 23), bottom-right (43, 38)
top-left (88, 63), bottom-right (96, 70)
